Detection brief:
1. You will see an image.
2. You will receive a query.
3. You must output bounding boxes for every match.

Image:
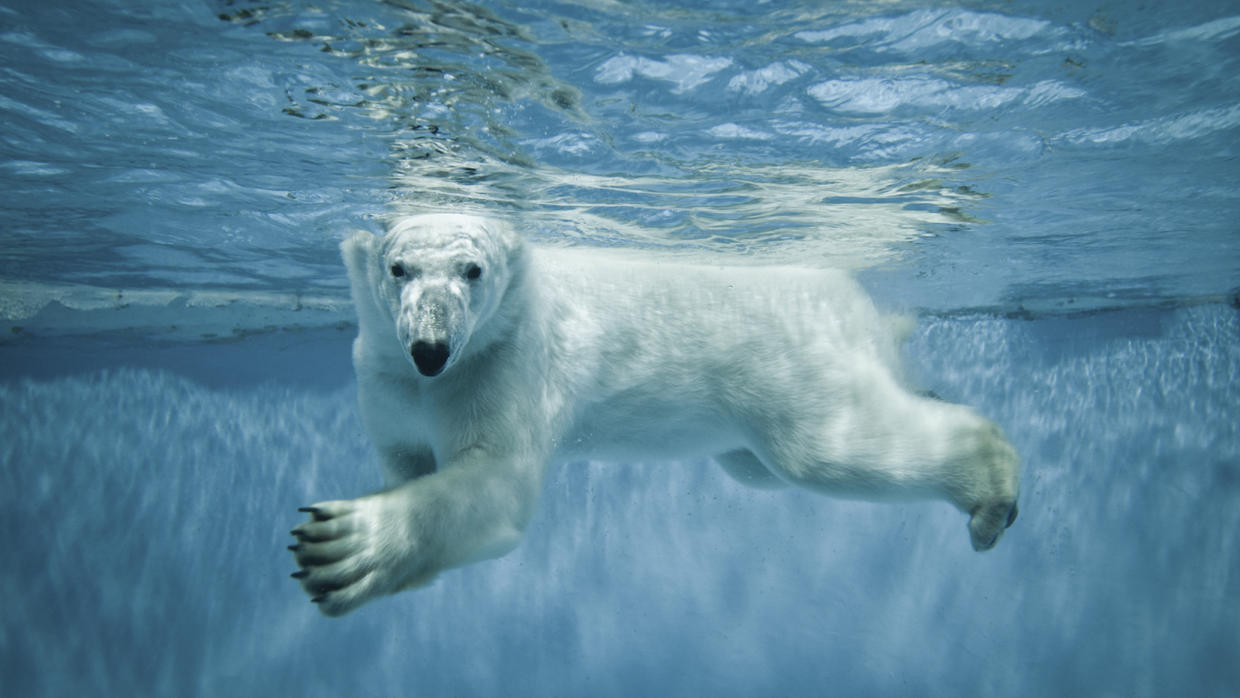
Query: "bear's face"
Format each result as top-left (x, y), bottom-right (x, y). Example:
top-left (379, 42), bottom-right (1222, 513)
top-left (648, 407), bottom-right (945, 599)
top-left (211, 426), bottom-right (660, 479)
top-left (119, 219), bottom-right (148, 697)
top-left (375, 214), bottom-right (521, 378)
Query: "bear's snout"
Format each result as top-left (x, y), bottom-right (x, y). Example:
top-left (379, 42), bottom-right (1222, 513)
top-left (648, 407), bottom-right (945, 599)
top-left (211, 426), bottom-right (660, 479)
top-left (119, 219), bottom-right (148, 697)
top-left (411, 341), bottom-right (451, 377)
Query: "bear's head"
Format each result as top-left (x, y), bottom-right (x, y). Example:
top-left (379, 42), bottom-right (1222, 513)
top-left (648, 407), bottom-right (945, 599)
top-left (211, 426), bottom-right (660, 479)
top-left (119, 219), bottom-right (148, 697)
top-left (373, 214), bottom-right (524, 378)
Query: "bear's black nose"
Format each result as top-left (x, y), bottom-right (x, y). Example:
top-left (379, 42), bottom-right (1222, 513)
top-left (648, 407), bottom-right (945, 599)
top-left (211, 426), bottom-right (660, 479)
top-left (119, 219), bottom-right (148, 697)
top-left (411, 341), bottom-right (450, 377)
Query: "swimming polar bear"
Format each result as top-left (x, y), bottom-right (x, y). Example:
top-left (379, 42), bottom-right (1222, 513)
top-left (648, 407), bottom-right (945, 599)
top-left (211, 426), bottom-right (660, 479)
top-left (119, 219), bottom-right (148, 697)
top-left (290, 213), bottom-right (1019, 616)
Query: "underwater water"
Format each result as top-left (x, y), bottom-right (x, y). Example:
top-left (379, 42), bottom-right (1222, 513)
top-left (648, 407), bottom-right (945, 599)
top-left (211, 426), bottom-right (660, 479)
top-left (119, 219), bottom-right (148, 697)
top-left (1, 0), bottom-right (1237, 695)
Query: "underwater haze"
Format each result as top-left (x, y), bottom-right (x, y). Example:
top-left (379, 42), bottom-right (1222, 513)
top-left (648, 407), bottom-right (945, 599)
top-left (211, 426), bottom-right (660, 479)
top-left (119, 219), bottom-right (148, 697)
top-left (1, 0), bottom-right (1238, 696)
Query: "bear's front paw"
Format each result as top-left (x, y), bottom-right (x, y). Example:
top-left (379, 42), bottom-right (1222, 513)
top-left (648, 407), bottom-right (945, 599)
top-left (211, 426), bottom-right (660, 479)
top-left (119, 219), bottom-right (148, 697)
top-left (288, 491), bottom-right (436, 617)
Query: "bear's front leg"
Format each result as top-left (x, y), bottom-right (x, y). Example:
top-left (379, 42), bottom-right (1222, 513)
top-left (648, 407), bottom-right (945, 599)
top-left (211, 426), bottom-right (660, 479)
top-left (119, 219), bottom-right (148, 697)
top-left (289, 455), bottom-right (542, 616)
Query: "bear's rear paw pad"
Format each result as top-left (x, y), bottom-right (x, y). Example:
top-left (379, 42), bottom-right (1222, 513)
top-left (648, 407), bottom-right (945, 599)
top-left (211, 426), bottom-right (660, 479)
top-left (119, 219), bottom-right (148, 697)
top-left (968, 498), bottom-right (1018, 552)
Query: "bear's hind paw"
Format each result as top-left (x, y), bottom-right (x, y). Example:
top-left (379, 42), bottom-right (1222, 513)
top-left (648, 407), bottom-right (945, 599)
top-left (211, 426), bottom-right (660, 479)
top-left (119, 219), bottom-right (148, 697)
top-left (967, 498), bottom-right (1019, 551)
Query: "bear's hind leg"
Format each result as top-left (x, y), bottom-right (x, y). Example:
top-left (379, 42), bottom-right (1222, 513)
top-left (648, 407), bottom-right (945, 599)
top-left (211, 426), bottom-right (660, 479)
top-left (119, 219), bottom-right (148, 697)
top-left (750, 366), bottom-right (1019, 551)
top-left (952, 418), bottom-right (1020, 551)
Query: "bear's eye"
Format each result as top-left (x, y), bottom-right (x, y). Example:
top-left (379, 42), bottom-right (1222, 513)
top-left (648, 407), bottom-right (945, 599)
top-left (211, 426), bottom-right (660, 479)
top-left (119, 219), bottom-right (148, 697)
top-left (390, 263), bottom-right (405, 278)
top-left (464, 263), bottom-right (482, 281)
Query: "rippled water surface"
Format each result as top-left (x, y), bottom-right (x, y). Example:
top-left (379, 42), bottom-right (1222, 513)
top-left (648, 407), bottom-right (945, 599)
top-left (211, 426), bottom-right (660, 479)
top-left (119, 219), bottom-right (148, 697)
top-left (2, 0), bottom-right (1236, 312)
top-left (1, 1), bottom-right (1238, 696)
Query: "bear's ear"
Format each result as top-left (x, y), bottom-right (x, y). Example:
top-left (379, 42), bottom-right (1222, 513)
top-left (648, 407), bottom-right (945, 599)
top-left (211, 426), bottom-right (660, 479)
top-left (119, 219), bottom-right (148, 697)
top-left (487, 219), bottom-right (525, 263)
top-left (340, 230), bottom-right (378, 287)
top-left (341, 230), bottom-right (390, 331)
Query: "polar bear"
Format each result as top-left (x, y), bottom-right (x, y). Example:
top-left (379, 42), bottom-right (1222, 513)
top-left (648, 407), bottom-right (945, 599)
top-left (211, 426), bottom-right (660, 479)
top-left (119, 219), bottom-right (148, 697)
top-left (289, 213), bottom-right (1019, 616)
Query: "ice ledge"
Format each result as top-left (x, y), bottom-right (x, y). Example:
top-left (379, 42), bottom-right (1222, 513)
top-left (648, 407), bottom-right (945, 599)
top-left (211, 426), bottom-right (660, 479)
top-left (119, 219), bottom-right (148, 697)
top-left (1, 281), bottom-right (355, 343)
top-left (4, 280), bottom-right (1236, 344)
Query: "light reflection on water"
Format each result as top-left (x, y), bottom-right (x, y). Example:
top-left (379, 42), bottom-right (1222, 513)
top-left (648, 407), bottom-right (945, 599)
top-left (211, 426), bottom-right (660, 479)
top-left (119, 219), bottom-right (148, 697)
top-left (2, 0), bottom-right (1234, 311)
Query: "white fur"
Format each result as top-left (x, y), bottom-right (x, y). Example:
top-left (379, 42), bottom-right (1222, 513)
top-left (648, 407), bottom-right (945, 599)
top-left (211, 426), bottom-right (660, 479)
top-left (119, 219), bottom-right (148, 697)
top-left (290, 213), bottom-right (1019, 616)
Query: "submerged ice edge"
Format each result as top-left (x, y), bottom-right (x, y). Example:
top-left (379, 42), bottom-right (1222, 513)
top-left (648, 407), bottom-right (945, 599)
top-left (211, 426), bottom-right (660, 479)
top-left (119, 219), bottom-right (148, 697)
top-left (4, 277), bottom-right (1237, 342)
top-left (0, 281), bottom-right (353, 342)
top-left (9, 278), bottom-right (1240, 344)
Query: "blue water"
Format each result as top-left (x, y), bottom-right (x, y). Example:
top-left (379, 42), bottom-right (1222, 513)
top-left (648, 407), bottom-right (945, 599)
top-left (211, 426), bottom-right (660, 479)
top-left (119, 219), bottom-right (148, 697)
top-left (1, 0), bottom-right (1238, 696)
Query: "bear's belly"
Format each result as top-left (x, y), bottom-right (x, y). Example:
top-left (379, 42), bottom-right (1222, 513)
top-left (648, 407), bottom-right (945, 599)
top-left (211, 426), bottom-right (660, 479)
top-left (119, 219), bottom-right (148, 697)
top-left (553, 396), bottom-right (745, 463)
